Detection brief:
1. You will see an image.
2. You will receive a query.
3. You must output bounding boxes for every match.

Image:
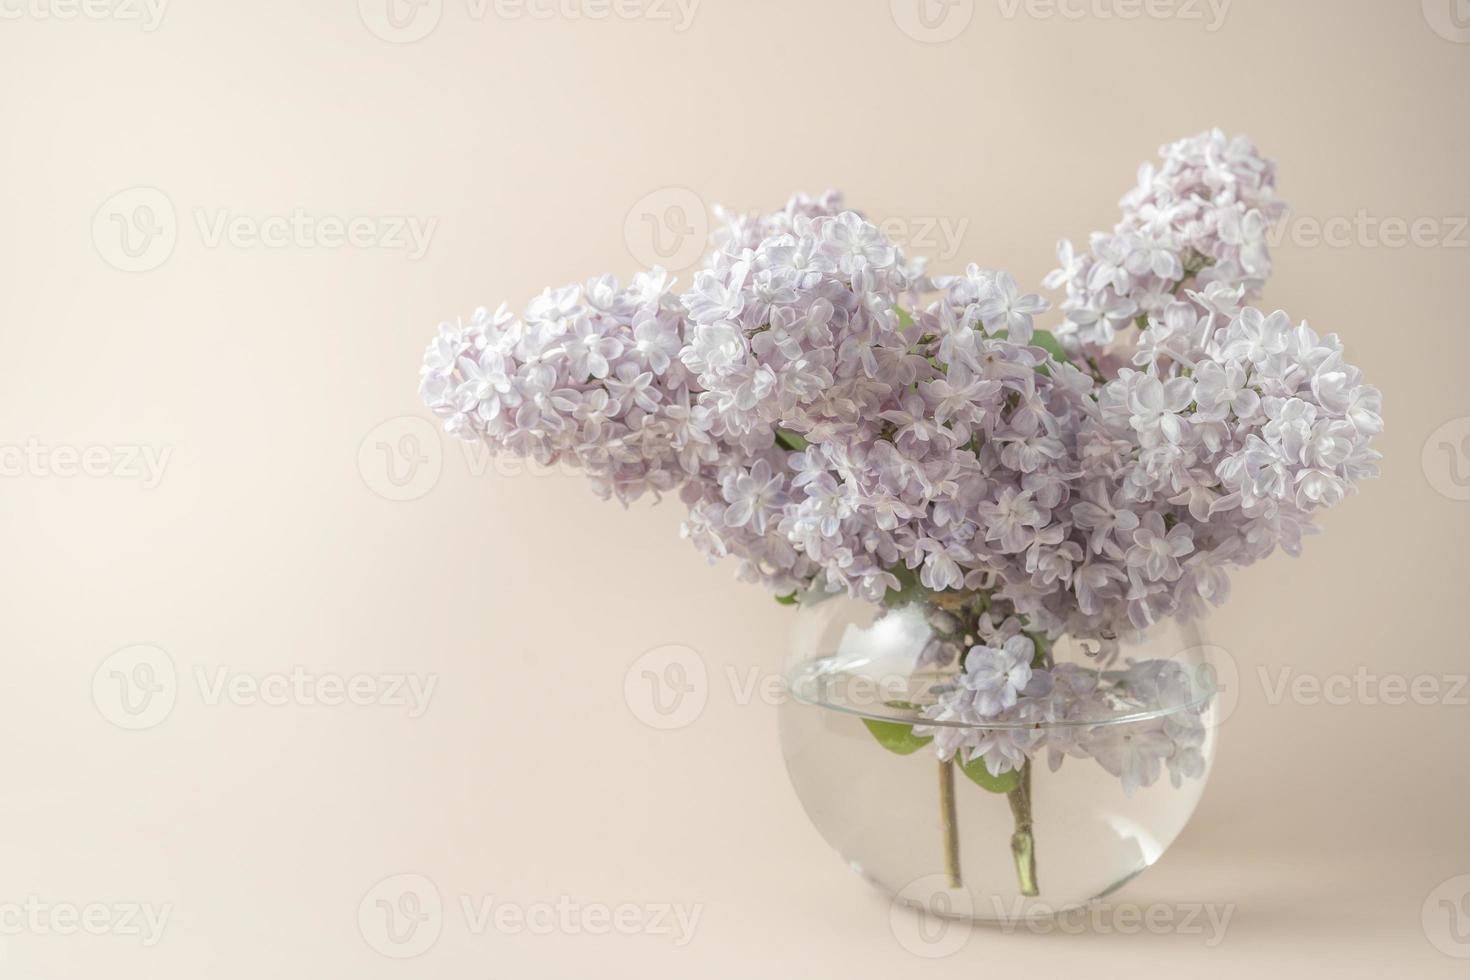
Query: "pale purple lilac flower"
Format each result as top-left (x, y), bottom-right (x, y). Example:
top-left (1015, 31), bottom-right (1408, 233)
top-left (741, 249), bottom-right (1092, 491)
top-left (419, 131), bottom-right (1381, 790)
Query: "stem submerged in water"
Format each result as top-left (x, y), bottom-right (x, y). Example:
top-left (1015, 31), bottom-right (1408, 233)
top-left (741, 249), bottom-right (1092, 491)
top-left (1007, 760), bottom-right (1039, 896)
top-left (938, 758), bottom-right (962, 889)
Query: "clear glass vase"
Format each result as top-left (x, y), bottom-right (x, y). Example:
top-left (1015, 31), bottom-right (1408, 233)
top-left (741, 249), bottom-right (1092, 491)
top-left (778, 594), bottom-right (1220, 923)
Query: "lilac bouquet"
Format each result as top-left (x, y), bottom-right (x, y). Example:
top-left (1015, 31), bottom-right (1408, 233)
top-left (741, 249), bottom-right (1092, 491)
top-left (420, 131), bottom-right (1381, 894)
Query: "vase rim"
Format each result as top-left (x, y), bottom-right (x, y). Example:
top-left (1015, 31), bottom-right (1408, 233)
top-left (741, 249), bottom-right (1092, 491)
top-left (783, 653), bottom-right (1220, 730)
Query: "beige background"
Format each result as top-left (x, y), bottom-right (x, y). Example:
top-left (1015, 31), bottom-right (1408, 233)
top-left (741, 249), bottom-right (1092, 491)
top-left (1, 0), bottom-right (1468, 976)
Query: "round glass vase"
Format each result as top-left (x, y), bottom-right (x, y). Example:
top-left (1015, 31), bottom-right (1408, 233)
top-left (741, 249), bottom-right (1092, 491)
top-left (778, 594), bottom-right (1221, 923)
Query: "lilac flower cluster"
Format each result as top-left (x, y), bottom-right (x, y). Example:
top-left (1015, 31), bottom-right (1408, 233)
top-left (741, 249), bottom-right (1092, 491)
top-left (1047, 129), bottom-right (1288, 352)
top-left (417, 269), bottom-right (714, 503)
top-left (914, 629), bottom-right (1207, 792)
top-left (419, 131), bottom-right (1380, 663)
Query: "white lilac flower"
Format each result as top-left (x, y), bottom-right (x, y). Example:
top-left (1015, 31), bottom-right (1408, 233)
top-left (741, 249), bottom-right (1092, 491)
top-left (1087, 721), bottom-right (1175, 796)
top-left (722, 459), bottom-right (790, 536)
top-left (974, 272), bottom-right (1048, 344)
top-left (965, 723), bottom-right (1041, 777)
top-left (1050, 130), bottom-right (1286, 352)
top-left (962, 636), bottom-right (1036, 717)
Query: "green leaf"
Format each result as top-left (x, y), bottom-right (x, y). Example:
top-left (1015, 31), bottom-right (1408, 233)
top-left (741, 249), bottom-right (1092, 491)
top-left (774, 428), bottom-right (809, 452)
top-left (882, 565), bottom-right (925, 609)
top-left (992, 328), bottom-right (1068, 377)
top-left (1024, 631), bottom-right (1051, 669)
top-left (774, 592), bottom-right (799, 606)
top-left (959, 756), bottom-right (1022, 793)
top-left (861, 718), bottom-right (934, 755)
top-left (1028, 329), bottom-right (1068, 365)
top-left (894, 305), bottom-right (914, 330)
